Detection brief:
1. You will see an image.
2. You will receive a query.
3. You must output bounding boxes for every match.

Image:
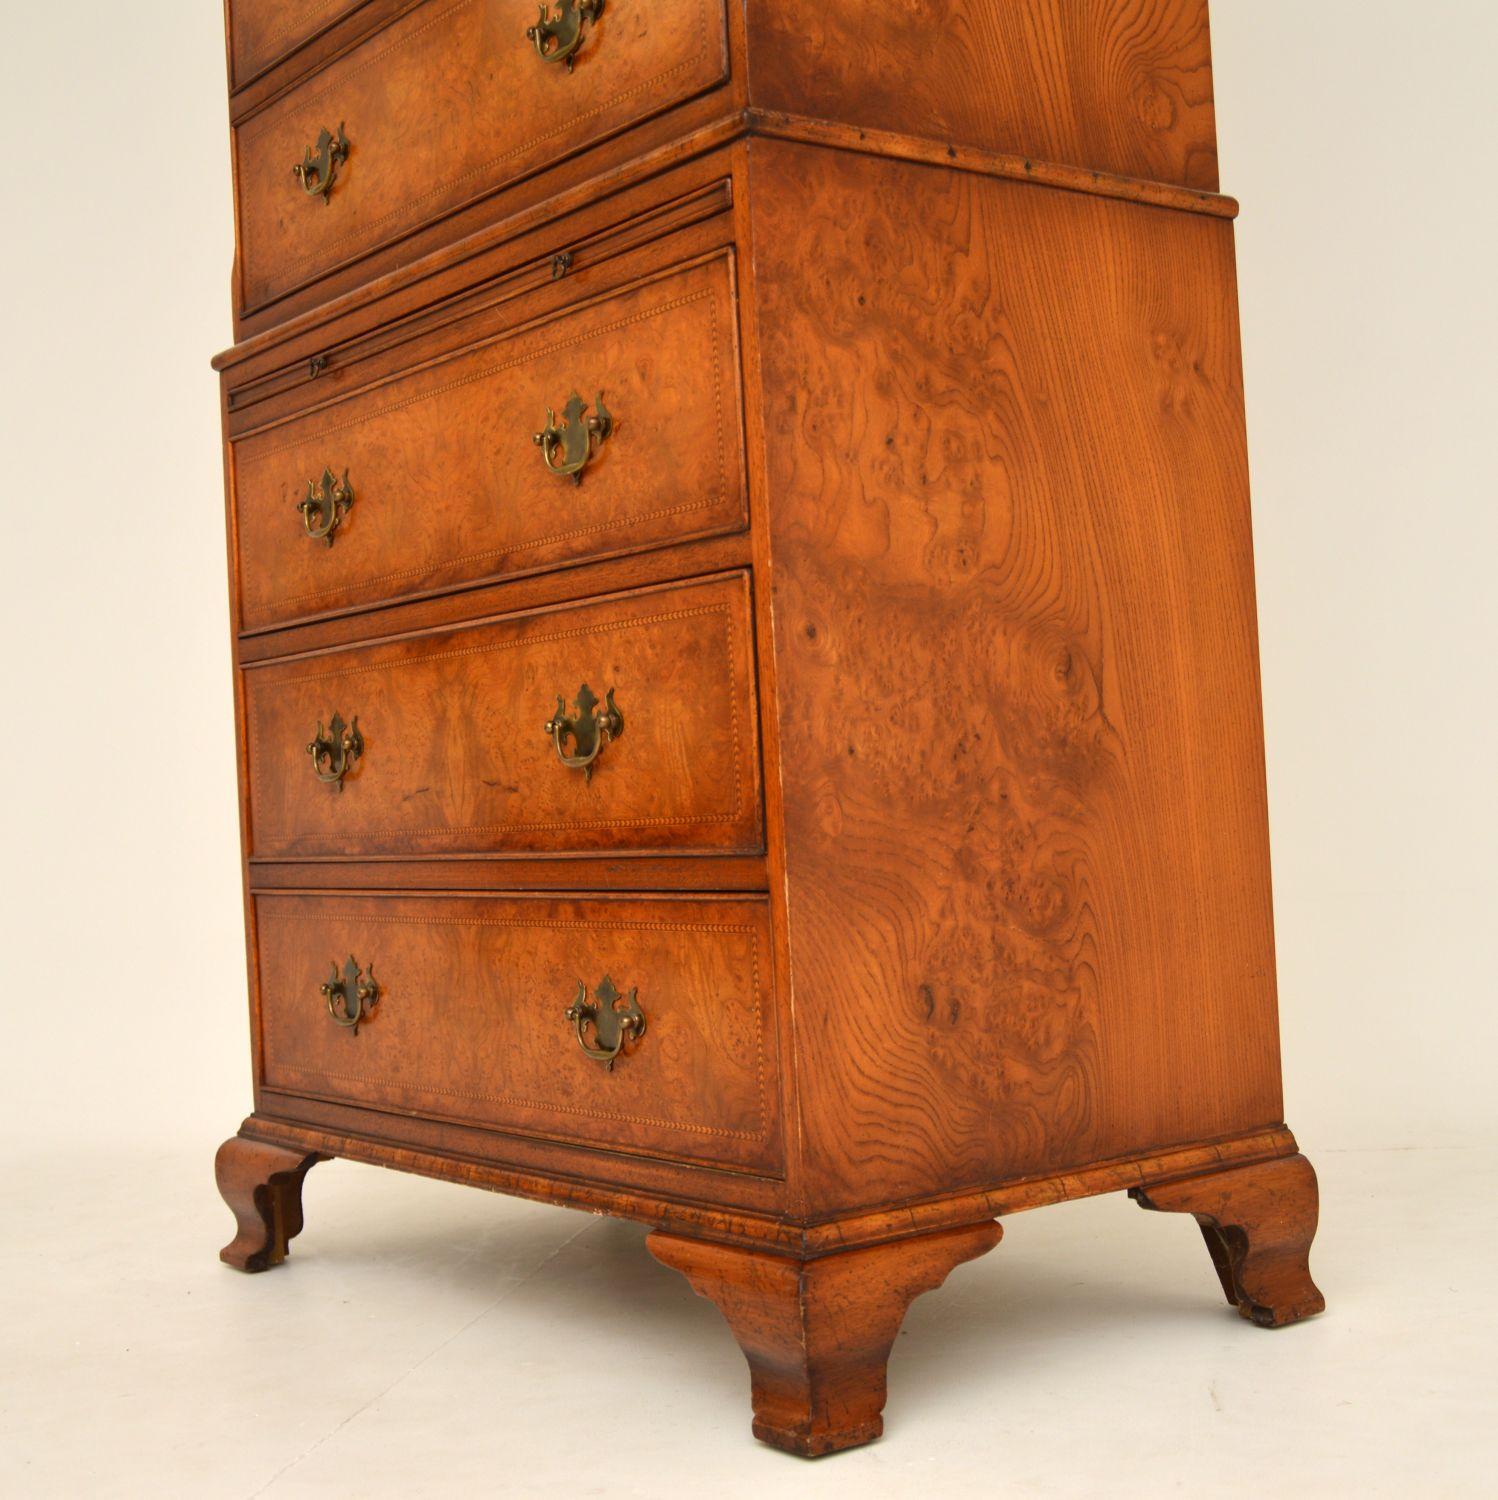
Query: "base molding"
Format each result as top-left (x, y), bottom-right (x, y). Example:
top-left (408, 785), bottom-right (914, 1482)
top-left (233, 1111), bottom-right (1301, 1255)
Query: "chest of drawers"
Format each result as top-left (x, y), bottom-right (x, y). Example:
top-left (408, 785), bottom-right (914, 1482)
top-left (213, 0), bottom-right (1324, 1457)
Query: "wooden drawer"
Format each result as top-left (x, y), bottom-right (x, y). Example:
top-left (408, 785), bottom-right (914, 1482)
top-left (256, 891), bottom-right (781, 1174)
top-left (229, 0), bottom-right (369, 86)
top-left (243, 573), bottom-right (761, 858)
top-left (233, 252), bottom-right (744, 632)
top-left (233, 0), bottom-right (729, 314)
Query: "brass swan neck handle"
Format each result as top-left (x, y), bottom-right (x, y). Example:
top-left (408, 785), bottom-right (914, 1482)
top-left (544, 685), bottom-right (622, 782)
top-left (533, 390), bottom-right (613, 483)
top-left (321, 956), bottom-right (378, 1033)
top-left (526, 0), bottom-right (604, 70)
top-left (566, 976), bottom-right (644, 1070)
top-left (296, 467), bottom-right (353, 544)
top-left (307, 712), bottom-right (364, 789)
top-left (292, 124), bottom-right (349, 202)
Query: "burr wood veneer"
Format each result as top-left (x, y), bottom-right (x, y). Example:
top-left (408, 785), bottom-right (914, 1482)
top-left (214, 0), bottom-right (1323, 1456)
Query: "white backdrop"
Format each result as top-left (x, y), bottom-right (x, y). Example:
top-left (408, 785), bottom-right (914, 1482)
top-left (1, 1), bottom-right (1493, 1155)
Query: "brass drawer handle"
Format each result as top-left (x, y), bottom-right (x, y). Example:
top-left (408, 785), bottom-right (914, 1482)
top-left (526, 0), bottom-right (603, 70)
top-left (566, 975), bottom-right (644, 1070)
top-left (533, 390), bottom-right (612, 482)
top-left (292, 123), bottom-right (348, 203)
top-left (321, 955), bottom-right (378, 1033)
top-left (307, 712), bottom-right (363, 789)
top-left (296, 467), bottom-right (353, 544)
top-left (544, 684), bottom-right (622, 782)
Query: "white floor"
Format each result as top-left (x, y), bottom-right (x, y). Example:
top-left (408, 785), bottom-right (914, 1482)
top-left (2, 1144), bottom-right (1490, 1498)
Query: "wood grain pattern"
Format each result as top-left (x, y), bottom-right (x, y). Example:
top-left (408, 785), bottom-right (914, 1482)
top-left (233, 252), bottom-right (745, 630)
top-left (215, 1135), bottom-right (327, 1271)
top-left (242, 572), bottom-right (763, 858)
top-left (747, 140), bottom-right (1281, 1213)
top-left (228, 0), bottom-right (371, 86)
top-left (230, 1), bottom-right (433, 107)
top-left (233, 0), bottom-right (729, 312)
top-left (648, 1221), bottom-right (1001, 1455)
top-left (210, 6), bottom-right (1321, 1454)
top-left (1132, 1153), bottom-right (1325, 1327)
top-left (231, 99), bottom-right (745, 342)
top-left (745, 0), bottom-right (1219, 191)
top-left (255, 891), bottom-right (782, 1173)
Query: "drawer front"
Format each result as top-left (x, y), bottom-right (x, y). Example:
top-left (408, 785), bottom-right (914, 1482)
top-left (256, 892), bottom-right (781, 1174)
top-left (234, 0), bottom-right (729, 312)
top-left (230, 0), bottom-right (368, 85)
top-left (243, 573), bottom-right (762, 857)
top-left (234, 254), bottom-right (745, 631)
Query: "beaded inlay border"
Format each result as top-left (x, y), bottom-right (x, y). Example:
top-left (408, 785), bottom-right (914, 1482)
top-left (260, 905), bottom-right (770, 1144)
top-left (246, 593), bottom-right (750, 849)
top-left (239, 0), bottom-right (722, 304)
top-left (237, 271), bottom-right (734, 620)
